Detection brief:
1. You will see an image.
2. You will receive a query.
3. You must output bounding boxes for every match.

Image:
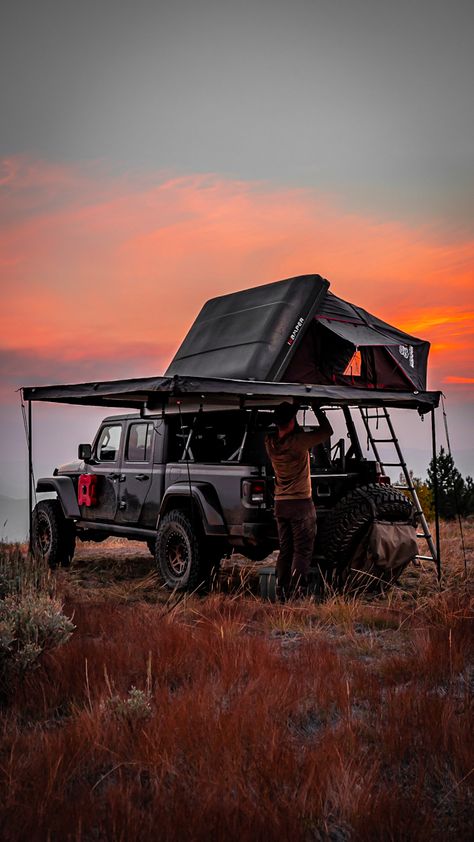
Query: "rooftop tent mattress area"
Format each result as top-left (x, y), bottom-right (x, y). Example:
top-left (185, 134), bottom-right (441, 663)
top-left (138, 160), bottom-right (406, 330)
top-left (167, 276), bottom-right (431, 393)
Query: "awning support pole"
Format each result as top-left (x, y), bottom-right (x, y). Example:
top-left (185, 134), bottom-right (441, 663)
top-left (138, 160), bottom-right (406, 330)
top-left (28, 398), bottom-right (33, 554)
top-left (431, 407), bottom-right (442, 583)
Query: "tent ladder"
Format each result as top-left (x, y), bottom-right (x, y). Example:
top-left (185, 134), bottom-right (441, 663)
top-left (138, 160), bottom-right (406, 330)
top-left (359, 407), bottom-right (438, 567)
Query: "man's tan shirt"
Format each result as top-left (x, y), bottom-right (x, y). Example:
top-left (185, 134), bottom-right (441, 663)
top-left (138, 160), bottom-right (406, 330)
top-left (265, 429), bottom-right (325, 500)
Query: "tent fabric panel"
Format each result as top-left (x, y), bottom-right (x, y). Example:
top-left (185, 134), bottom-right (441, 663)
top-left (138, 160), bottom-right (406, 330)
top-left (315, 317), bottom-right (406, 348)
top-left (166, 274), bottom-right (329, 381)
top-left (316, 292), bottom-right (430, 390)
top-left (284, 321), bottom-right (353, 385)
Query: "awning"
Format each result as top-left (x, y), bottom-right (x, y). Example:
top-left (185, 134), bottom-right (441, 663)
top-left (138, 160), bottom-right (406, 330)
top-left (22, 373), bottom-right (441, 413)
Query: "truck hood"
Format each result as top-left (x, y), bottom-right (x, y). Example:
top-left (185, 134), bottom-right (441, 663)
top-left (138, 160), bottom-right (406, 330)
top-left (56, 460), bottom-right (84, 475)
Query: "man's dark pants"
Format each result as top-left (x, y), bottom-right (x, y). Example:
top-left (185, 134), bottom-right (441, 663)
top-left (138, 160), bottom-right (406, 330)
top-left (275, 498), bottom-right (316, 594)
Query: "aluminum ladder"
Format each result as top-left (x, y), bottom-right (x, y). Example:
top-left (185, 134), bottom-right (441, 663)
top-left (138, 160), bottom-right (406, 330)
top-left (359, 406), bottom-right (437, 565)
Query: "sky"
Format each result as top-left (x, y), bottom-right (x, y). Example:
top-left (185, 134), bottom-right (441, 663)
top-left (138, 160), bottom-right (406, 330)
top-left (1, 0), bottom-right (473, 506)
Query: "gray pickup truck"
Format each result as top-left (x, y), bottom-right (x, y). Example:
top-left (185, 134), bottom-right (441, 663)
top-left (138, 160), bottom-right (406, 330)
top-left (32, 403), bottom-right (416, 593)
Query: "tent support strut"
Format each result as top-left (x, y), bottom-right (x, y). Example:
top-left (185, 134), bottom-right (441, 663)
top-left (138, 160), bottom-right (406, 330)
top-left (28, 399), bottom-right (33, 554)
top-left (431, 407), bottom-right (442, 582)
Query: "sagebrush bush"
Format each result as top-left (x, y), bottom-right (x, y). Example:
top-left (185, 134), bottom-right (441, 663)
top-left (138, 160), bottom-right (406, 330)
top-left (103, 686), bottom-right (153, 723)
top-left (0, 543), bottom-right (74, 692)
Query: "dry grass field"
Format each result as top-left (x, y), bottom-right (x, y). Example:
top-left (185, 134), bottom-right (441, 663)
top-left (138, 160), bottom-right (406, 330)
top-left (1, 521), bottom-right (473, 841)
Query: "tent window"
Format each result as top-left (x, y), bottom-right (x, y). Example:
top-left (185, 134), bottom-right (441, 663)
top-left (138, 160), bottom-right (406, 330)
top-left (343, 350), bottom-right (362, 377)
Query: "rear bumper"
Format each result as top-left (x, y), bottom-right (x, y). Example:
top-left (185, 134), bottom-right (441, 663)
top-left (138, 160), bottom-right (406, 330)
top-left (236, 521), bottom-right (277, 548)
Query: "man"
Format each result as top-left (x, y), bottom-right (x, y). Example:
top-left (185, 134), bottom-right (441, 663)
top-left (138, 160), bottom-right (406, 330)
top-left (265, 402), bottom-right (333, 600)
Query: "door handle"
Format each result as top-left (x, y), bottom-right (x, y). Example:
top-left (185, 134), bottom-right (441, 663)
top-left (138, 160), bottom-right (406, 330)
top-left (108, 473), bottom-right (126, 482)
top-left (135, 474), bottom-right (149, 481)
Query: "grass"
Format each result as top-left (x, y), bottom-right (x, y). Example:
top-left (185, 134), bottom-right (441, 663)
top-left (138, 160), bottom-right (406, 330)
top-left (0, 520), bottom-right (472, 840)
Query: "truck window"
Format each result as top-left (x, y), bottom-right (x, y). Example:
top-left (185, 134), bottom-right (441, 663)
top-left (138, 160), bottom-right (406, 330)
top-left (126, 423), bottom-right (153, 462)
top-left (96, 424), bottom-right (122, 462)
top-left (167, 412), bottom-right (248, 463)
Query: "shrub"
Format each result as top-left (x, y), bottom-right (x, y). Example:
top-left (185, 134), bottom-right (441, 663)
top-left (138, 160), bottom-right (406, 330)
top-left (0, 543), bottom-right (74, 695)
top-left (103, 686), bottom-right (153, 724)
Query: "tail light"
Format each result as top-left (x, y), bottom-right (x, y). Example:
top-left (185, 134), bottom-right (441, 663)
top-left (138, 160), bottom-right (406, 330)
top-left (242, 479), bottom-right (266, 504)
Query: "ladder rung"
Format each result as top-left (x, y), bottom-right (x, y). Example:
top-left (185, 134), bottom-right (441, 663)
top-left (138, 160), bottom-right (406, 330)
top-left (416, 555), bottom-right (436, 561)
top-left (417, 533), bottom-right (432, 539)
top-left (371, 438), bottom-right (397, 443)
top-left (380, 462), bottom-right (403, 467)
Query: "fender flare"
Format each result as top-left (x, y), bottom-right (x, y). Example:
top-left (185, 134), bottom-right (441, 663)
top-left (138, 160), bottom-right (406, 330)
top-left (36, 477), bottom-right (80, 519)
top-left (158, 482), bottom-right (227, 537)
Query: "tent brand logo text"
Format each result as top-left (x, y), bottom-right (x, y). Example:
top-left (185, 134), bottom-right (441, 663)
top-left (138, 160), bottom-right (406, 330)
top-left (399, 344), bottom-right (415, 368)
top-left (288, 317), bottom-right (305, 345)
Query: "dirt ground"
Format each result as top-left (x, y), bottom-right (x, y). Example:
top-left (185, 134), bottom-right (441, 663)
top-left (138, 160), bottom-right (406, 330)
top-left (62, 518), bottom-right (473, 607)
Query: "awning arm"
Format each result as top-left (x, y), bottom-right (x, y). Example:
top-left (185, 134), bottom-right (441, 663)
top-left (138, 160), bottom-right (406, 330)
top-left (431, 407), bottom-right (442, 583)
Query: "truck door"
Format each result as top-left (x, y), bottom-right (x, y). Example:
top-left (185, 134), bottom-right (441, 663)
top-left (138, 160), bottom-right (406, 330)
top-left (86, 422), bottom-right (124, 521)
top-left (116, 421), bottom-right (154, 524)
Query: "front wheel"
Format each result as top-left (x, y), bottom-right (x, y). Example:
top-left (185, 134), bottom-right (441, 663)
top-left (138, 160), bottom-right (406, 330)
top-left (155, 510), bottom-right (204, 591)
top-left (31, 500), bottom-right (76, 568)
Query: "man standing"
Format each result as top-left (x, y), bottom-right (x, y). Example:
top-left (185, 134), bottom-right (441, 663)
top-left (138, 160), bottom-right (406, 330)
top-left (265, 402), bottom-right (333, 600)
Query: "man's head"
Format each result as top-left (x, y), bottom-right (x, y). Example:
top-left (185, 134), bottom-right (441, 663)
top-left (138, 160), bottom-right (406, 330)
top-left (273, 402), bottom-right (298, 433)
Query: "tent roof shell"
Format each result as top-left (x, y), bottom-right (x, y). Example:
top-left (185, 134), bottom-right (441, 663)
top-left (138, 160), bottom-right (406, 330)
top-left (166, 274), bottom-right (329, 381)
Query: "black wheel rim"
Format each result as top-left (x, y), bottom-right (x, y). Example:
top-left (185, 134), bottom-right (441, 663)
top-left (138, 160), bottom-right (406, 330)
top-left (35, 513), bottom-right (51, 555)
top-left (165, 528), bottom-right (190, 578)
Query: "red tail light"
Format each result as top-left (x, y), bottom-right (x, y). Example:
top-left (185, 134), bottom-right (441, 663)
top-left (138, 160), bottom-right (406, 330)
top-left (242, 479), bottom-right (266, 504)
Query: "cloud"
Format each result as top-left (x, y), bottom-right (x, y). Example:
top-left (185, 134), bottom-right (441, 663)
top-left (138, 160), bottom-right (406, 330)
top-left (1, 156), bottom-right (473, 403)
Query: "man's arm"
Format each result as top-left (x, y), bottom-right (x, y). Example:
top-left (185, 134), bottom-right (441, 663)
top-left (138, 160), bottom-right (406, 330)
top-left (298, 408), bottom-right (333, 448)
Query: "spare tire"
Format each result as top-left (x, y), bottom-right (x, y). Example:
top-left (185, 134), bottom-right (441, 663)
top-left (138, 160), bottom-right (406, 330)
top-left (318, 484), bottom-right (416, 592)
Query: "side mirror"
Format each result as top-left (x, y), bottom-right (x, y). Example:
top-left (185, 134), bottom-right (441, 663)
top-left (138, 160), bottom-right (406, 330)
top-left (78, 443), bottom-right (92, 462)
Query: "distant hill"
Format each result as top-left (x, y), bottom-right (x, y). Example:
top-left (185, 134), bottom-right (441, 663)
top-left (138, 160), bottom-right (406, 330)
top-left (0, 495), bottom-right (28, 543)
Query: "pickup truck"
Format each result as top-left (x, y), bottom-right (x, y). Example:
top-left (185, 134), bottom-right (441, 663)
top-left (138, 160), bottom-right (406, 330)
top-left (32, 404), bottom-right (416, 593)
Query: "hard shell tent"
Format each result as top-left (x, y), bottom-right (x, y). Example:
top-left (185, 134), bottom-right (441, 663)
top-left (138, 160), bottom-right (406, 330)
top-left (166, 274), bottom-right (430, 393)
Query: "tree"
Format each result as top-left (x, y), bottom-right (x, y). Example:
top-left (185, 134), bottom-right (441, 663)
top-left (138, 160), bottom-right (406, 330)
top-left (426, 447), bottom-right (472, 519)
top-left (398, 470), bottom-right (434, 520)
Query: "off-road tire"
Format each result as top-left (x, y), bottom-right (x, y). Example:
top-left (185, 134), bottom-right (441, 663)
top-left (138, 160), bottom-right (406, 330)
top-left (319, 484), bottom-right (415, 592)
top-left (31, 499), bottom-right (76, 568)
top-left (155, 510), bottom-right (205, 591)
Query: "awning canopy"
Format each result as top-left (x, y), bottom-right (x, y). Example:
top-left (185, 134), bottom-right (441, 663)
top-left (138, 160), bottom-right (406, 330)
top-left (22, 373), bottom-right (440, 414)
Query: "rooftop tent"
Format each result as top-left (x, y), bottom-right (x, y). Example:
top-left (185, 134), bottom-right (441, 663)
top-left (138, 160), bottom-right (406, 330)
top-left (167, 276), bottom-right (430, 393)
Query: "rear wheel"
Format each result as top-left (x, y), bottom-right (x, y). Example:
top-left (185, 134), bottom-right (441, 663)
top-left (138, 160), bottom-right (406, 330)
top-left (319, 484), bottom-right (415, 592)
top-left (31, 500), bottom-right (76, 568)
top-left (155, 510), bottom-right (204, 591)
